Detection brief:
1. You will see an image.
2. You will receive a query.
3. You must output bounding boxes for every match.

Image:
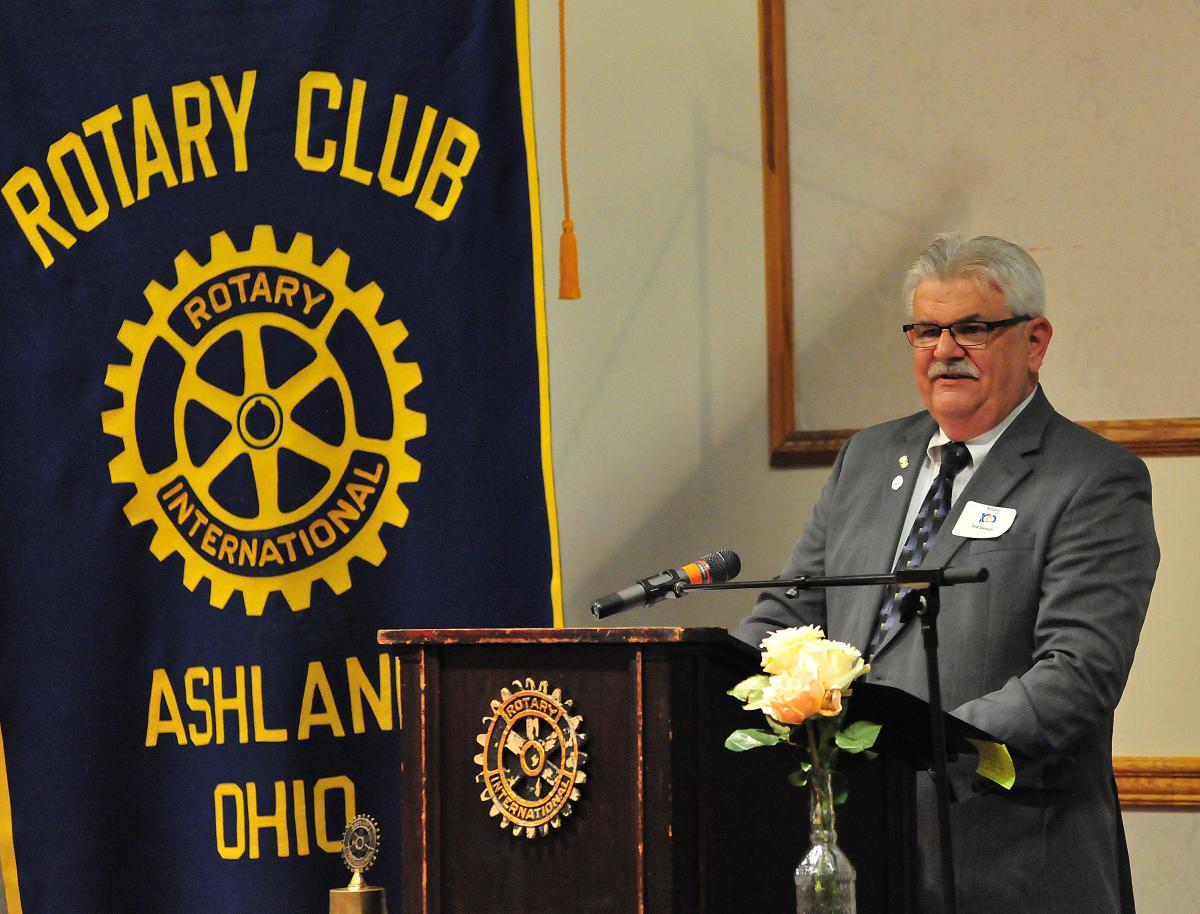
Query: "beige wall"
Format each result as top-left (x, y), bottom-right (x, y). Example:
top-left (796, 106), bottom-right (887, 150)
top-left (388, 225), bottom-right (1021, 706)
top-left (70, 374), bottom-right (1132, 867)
top-left (529, 2), bottom-right (1198, 910)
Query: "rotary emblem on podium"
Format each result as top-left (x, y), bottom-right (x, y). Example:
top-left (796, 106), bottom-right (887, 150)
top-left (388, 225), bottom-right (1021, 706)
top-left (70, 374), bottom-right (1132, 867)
top-left (475, 678), bottom-right (588, 838)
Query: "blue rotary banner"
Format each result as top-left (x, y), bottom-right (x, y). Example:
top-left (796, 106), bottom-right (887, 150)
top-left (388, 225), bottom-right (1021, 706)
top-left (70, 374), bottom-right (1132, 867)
top-left (0, 2), bottom-right (560, 911)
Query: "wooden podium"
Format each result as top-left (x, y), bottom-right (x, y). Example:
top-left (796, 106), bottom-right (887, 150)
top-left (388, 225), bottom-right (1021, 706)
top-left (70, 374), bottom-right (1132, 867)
top-left (377, 627), bottom-right (913, 913)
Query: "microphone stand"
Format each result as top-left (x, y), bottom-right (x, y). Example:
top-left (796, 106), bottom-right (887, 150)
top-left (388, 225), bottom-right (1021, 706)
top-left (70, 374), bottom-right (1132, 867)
top-left (676, 565), bottom-right (987, 914)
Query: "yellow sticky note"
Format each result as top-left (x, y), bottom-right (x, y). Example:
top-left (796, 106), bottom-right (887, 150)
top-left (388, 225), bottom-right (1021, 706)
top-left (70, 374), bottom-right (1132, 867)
top-left (967, 738), bottom-right (1015, 789)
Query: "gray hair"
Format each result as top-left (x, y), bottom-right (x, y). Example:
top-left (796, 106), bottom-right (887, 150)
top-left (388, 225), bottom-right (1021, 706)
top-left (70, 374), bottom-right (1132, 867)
top-left (902, 233), bottom-right (1046, 318)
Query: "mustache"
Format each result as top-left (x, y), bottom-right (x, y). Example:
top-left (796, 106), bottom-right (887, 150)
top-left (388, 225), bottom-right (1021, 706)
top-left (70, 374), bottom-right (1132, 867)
top-left (928, 359), bottom-right (981, 380)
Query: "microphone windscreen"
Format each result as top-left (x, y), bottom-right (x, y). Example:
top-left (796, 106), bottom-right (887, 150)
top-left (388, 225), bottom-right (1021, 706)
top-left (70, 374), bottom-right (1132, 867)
top-left (704, 549), bottom-right (741, 583)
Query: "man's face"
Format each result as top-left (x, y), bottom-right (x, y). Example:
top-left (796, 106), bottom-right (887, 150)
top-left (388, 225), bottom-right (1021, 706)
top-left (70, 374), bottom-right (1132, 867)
top-left (911, 276), bottom-right (1052, 440)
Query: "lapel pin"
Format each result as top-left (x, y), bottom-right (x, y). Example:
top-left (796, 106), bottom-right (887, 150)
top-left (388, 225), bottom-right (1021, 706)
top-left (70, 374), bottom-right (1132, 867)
top-left (898, 455), bottom-right (909, 469)
top-left (891, 474), bottom-right (904, 490)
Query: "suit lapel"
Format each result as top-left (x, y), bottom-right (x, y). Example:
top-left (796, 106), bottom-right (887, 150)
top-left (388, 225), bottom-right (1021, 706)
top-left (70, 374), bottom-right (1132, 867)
top-left (871, 418), bottom-right (938, 570)
top-left (847, 416), bottom-right (937, 651)
top-left (870, 387), bottom-right (1052, 659)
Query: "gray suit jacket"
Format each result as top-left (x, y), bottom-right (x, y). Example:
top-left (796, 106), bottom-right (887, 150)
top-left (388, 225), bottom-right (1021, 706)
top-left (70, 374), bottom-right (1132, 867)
top-left (736, 387), bottom-right (1158, 912)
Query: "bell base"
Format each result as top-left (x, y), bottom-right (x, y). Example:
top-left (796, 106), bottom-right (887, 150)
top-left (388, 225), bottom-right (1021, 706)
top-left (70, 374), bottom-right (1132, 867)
top-left (329, 885), bottom-right (387, 914)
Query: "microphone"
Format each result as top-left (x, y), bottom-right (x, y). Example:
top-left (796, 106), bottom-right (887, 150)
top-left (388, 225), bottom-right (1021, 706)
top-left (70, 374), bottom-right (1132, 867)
top-left (590, 549), bottom-right (741, 619)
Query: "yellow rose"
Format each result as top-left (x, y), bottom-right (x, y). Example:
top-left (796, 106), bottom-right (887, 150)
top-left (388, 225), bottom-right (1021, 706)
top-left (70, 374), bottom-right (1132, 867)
top-left (809, 639), bottom-right (869, 692)
top-left (753, 628), bottom-right (869, 725)
top-left (759, 625), bottom-right (824, 674)
top-left (758, 669), bottom-right (827, 724)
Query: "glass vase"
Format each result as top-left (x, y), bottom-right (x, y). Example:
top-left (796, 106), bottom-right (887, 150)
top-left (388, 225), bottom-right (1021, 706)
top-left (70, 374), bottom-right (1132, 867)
top-left (795, 763), bottom-right (856, 914)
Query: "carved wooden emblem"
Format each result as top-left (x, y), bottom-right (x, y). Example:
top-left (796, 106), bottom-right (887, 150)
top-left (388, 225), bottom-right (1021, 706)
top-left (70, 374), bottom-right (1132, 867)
top-left (475, 678), bottom-right (587, 838)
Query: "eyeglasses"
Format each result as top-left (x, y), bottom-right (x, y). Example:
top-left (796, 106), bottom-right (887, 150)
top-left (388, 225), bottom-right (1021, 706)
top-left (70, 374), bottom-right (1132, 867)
top-left (902, 316), bottom-right (1029, 349)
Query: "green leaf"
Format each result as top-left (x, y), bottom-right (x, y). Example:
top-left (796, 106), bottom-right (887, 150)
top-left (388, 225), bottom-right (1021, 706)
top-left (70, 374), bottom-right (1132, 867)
top-left (787, 768), bottom-right (810, 788)
top-left (727, 674), bottom-right (770, 704)
top-left (831, 770), bottom-right (849, 805)
top-left (836, 720), bottom-right (882, 753)
top-left (725, 728), bottom-right (783, 752)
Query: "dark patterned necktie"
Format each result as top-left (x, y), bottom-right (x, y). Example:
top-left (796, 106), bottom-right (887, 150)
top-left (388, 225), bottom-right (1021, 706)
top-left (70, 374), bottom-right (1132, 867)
top-left (868, 441), bottom-right (971, 658)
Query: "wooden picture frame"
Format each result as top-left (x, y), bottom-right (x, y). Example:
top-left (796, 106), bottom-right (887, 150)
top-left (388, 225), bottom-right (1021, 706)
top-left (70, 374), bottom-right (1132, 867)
top-left (757, 0), bottom-right (1200, 467)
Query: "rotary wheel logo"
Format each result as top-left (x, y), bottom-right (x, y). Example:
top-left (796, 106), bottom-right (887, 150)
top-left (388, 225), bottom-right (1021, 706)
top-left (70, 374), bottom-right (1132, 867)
top-left (475, 678), bottom-right (588, 838)
top-left (340, 814), bottom-right (381, 875)
top-left (102, 225), bottom-right (425, 614)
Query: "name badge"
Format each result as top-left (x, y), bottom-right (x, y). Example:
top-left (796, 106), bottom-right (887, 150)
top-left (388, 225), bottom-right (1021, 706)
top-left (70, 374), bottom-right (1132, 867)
top-left (952, 501), bottom-right (1016, 538)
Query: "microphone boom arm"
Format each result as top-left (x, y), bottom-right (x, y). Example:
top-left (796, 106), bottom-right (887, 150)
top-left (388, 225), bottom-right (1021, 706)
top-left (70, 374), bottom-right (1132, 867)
top-left (673, 565), bottom-right (988, 597)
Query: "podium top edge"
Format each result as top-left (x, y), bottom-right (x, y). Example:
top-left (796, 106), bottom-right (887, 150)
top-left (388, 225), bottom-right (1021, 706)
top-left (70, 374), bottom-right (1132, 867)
top-left (377, 626), bottom-right (748, 647)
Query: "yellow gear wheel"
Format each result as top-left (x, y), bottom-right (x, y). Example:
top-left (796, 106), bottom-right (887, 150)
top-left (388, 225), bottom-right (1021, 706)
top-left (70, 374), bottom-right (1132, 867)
top-left (102, 225), bottom-right (425, 614)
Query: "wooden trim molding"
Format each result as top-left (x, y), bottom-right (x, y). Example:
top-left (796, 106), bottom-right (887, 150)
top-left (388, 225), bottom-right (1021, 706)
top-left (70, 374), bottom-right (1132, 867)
top-left (757, 1), bottom-right (1200, 468)
top-left (1114, 756), bottom-right (1200, 808)
top-left (769, 418), bottom-right (1200, 468)
top-left (1078, 419), bottom-right (1200, 458)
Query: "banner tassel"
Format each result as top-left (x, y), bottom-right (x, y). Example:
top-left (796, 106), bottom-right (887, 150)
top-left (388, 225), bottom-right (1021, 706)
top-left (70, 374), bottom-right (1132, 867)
top-left (558, 0), bottom-right (581, 299)
top-left (559, 219), bottom-right (581, 299)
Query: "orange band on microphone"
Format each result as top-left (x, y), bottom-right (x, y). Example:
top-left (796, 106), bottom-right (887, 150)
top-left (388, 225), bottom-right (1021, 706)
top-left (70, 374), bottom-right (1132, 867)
top-left (682, 560), bottom-right (711, 585)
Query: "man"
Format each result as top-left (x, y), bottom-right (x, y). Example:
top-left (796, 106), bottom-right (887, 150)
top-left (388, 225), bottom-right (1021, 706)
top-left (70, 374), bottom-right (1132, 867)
top-left (737, 233), bottom-right (1158, 912)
